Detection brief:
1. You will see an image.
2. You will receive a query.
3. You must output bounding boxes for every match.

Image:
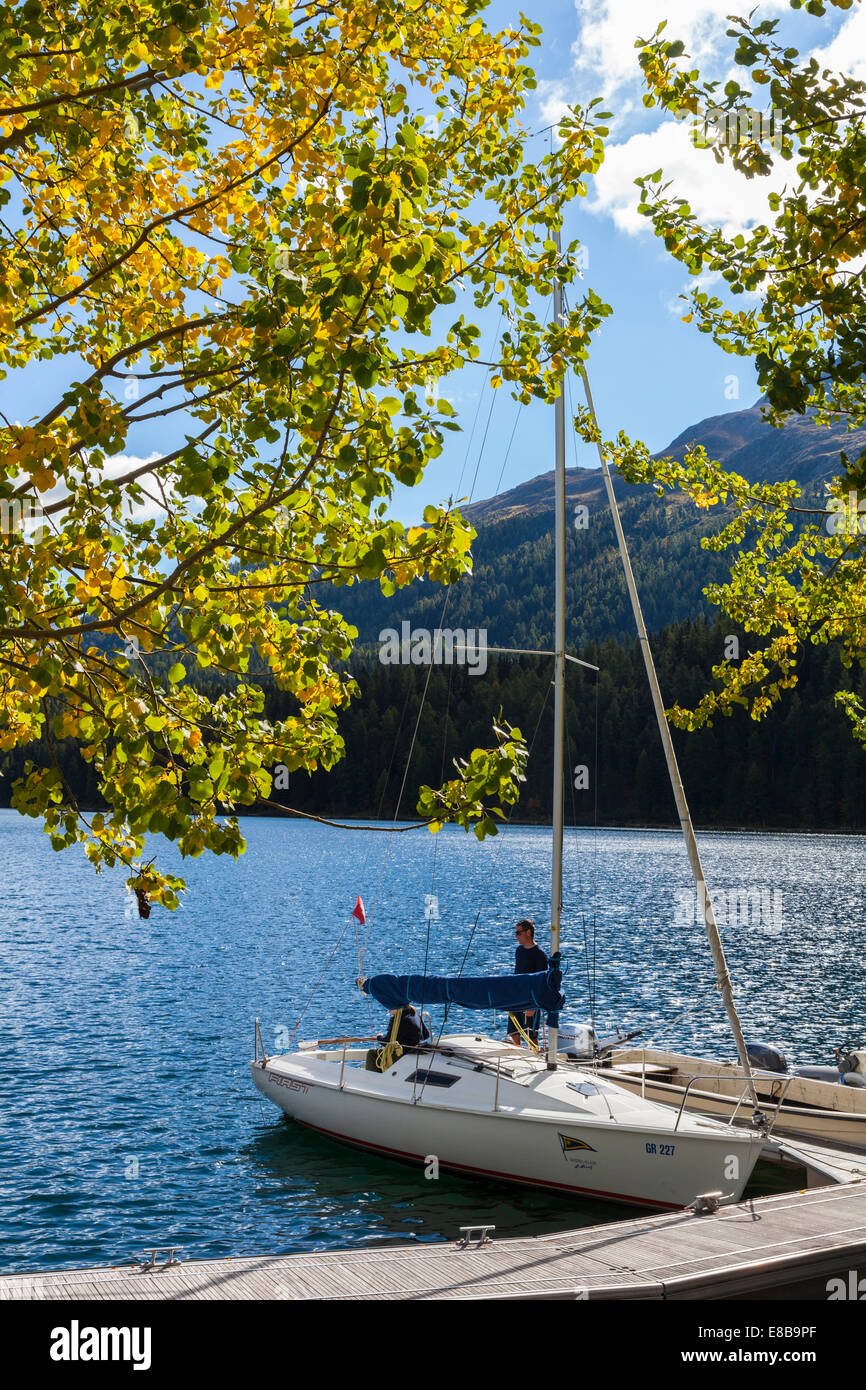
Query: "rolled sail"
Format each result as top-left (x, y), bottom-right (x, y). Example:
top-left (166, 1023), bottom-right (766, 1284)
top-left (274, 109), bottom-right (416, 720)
top-left (360, 970), bottom-right (564, 1013)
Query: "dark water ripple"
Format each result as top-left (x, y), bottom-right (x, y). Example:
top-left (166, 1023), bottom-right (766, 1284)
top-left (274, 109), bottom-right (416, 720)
top-left (1, 810), bottom-right (863, 1272)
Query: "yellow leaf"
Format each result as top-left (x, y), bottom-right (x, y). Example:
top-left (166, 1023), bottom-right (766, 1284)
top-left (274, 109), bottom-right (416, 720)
top-left (31, 465), bottom-right (56, 491)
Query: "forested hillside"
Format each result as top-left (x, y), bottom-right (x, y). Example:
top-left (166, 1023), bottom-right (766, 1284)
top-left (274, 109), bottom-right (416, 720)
top-left (268, 618), bottom-right (866, 830)
top-left (6, 617), bottom-right (864, 831)
top-left (332, 489), bottom-right (732, 657)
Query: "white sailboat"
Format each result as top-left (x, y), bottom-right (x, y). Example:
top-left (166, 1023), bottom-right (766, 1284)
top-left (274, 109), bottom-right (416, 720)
top-left (252, 1034), bottom-right (763, 1210)
top-left (251, 231), bottom-right (769, 1211)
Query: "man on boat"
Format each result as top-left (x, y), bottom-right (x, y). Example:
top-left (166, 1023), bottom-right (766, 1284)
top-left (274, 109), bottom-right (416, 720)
top-left (508, 919), bottom-right (548, 1047)
top-left (377, 1005), bottom-right (430, 1050)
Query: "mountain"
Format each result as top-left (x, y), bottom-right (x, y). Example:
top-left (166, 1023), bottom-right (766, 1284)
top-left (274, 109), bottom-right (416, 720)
top-left (330, 400), bottom-right (866, 657)
top-left (462, 399), bottom-right (866, 527)
top-left (660, 401), bottom-right (866, 488)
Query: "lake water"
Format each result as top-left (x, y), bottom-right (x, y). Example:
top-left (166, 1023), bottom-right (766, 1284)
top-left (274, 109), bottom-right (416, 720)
top-left (1, 809), bottom-right (864, 1273)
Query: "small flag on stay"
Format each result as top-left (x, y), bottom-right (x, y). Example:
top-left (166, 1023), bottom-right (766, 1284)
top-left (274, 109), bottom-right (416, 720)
top-left (352, 895), bottom-right (366, 925)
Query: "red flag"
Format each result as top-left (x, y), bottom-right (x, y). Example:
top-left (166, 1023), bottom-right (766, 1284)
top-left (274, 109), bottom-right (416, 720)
top-left (352, 895), bottom-right (366, 925)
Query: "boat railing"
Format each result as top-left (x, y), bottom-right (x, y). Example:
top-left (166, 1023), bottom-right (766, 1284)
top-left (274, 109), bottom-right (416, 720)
top-left (673, 1073), bottom-right (794, 1134)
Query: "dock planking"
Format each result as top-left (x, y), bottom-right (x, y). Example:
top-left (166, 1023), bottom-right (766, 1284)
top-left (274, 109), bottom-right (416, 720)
top-left (2, 1183), bottom-right (866, 1301)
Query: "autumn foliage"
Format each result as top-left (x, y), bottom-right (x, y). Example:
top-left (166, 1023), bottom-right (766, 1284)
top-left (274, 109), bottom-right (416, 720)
top-left (0, 1), bottom-right (607, 904)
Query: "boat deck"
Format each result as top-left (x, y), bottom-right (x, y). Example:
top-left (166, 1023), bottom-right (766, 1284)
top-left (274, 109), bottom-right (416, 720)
top-left (3, 1182), bottom-right (865, 1300)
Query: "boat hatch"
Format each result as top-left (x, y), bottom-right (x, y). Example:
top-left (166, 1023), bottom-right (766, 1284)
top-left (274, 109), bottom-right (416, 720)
top-left (405, 1069), bottom-right (460, 1088)
top-left (567, 1080), bottom-right (603, 1098)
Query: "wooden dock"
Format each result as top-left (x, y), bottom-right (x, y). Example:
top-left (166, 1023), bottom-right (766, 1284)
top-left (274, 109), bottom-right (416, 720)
top-left (2, 1182), bottom-right (866, 1300)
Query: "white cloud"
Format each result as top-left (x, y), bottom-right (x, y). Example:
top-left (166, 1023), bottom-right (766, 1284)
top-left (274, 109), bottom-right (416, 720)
top-left (589, 119), bottom-right (788, 236)
top-left (572, 0), bottom-right (790, 107)
top-left (33, 452), bottom-right (169, 525)
top-left (536, 80), bottom-right (572, 130)
top-left (809, 4), bottom-right (866, 80)
top-left (665, 270), bottom-right (724, 318)
top-left (570, 0), bottom-right (860, 237)
top-left (105, 453), bottom-right (167, 522)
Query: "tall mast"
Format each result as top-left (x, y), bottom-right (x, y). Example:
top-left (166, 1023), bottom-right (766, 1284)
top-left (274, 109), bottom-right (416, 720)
top-left (548, 227), bottom-right (566, 1070)
top-left (578, 367), bottom-right (759, 1112)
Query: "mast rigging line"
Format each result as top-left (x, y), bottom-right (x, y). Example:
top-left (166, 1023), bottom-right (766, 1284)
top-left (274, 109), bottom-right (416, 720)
top-left (455, 309), bottom-right (504, 502)
top-left (365, 302), bottom-right (514, 971)
top-left (413, 659), bottom-right (457, 1100)
top-left (362, 309), bottom-right (503, 970)
top-left (365, 307), bottom-right (510, 959)
top-left (566, 708), bottom-right (598, 1029)
top-left (359, 584), bottom-right (453, 973)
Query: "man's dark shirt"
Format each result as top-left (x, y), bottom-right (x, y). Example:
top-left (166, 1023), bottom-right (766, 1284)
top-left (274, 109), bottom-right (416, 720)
top-left (378, 1009), bottom-right (429, 1048)
top-left (515, 942), bottom-right (548, 975)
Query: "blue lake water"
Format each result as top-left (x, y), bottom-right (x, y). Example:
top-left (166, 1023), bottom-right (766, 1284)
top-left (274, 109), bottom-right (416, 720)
top-left (1, 808), bottom-right (864, 1273)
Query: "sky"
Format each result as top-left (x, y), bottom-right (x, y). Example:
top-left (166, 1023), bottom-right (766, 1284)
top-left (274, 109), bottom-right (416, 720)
top-left (3, 1), bottom-right (864, 526)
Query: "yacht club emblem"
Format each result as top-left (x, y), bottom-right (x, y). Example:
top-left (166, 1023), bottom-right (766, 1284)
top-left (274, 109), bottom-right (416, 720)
top-left (559, 1134), bottom-right (597, 1157)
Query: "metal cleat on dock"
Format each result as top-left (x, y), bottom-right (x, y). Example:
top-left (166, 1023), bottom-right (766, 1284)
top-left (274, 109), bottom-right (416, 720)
top-left (457, 1225), bottom-right (495, 1249)
top-left (688, 1191), bottom-right (729, 1215)
top-left (138, 1247), bottom-right (183, 1272)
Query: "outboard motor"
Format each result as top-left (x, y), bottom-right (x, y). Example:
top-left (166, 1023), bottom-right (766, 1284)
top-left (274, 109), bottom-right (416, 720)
top-left (746, 1042), bottom-right (788, 1074)
top-left (793, 1044), bottom-right (866, 1085)
top-left (838, 1048), bottom-right (866, 1088)
top-left (558, 1022), bottom-right (598, 1061)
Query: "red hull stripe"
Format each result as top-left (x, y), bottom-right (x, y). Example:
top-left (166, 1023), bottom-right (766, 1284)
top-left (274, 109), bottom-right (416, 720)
top-left (296, 1117), bottom-right (682, 1211)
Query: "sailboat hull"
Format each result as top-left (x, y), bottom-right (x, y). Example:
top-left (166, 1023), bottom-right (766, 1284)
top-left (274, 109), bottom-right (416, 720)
top-left (252, 1037), bottom-right (765, 1211)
